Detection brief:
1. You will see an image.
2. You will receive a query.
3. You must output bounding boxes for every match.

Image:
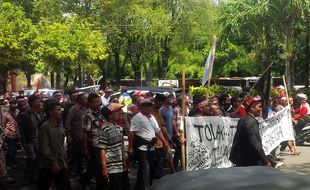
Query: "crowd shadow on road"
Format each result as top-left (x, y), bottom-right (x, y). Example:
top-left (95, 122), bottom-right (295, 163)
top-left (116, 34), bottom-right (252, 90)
top-left (279, 162), bottom-right (310, 175)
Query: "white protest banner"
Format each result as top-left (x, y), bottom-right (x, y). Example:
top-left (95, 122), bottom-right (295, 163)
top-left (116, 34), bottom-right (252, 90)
top-left (259, 106), bottom-right (294, 155)
top-left (185, 116), bottom-right (238, 171)
top-left (185, 107), bottom-right (294, 171)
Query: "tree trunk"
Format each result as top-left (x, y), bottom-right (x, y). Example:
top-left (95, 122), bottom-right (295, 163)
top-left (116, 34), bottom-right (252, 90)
top-left (114, 45), bottom-right (121, 87)
top-left (305, 13), bottom-right (310, 88)
top-left (134, 68), bottom-right (140, 86)
top-left (145, 58), bottom-right (154, 86)
top-left (284, 16), bottom-right (294, 90)
top-left (0, 80), bottom-right (7, 94)
top-left (64, 74), bottom-right (69, 91)
top-left (157, 55), bottom-right (162, 78)
top-left (50, 72), bottom-right (55, 88)
top-left (101, 59), bottom-right (108, 89)
top-left (9, 70), bottom-right (17, 92)
top-left (73, 70), bottom-right (78, 87)
top-left (25, 71), bottom-right (32, 89)
top-left (56, 72), bottom-right (61, 89)
top-left (161, 37), bottom-right (171, 78)
top-left (77, 63), bottom-right (82, 88)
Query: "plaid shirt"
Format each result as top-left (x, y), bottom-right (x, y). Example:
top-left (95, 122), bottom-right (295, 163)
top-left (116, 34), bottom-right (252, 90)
top-left (65, 104), bottom-right (87, 141)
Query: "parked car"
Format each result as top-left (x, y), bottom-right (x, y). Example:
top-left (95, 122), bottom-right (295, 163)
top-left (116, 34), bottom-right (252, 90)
top-left (76, 85), bottom-right (100, 93)
top-left (17, 89), bottom-right (59, 98)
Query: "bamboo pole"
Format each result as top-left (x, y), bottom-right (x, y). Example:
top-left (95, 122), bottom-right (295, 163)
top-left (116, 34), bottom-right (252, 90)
top-left (181, 68), bottom-right (186, 171)
top-left (282, 76), bottom-right (290, 107)
top-left (282, 75), bottom-right (296, 149)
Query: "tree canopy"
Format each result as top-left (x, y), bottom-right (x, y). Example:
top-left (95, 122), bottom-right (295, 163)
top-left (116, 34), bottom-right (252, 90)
top-left (0, 0), bottom-right (309, 91)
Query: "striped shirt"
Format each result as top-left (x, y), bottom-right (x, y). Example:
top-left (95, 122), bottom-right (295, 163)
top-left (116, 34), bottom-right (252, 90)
top-left (98, 123), bottom-right (123, 174)
top-left (82, 109), bottom-right (106, 147)
top-left (2, 110), bottom-right (20, 139)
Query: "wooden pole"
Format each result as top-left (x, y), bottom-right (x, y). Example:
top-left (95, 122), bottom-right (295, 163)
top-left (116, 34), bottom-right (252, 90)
top-left (282, 75), bottom-right (296, 146)
top-left (181, 68), bottom-right (186, 171)
top-left (282, 76), bottom-right (290, 107)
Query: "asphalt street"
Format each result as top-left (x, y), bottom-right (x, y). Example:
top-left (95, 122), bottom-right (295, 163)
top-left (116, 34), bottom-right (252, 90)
top-left (4, 145), bottom-right (310, 190)
top-left (279, 145), bottom-right (310, 175)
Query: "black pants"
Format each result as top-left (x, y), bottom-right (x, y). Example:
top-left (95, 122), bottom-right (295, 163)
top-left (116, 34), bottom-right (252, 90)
top-left (172, 136), bottom-right (181, 171)
top-left (5, 137), bottom-right (17, 166)
top-left (67, 139), bottom-right (83, 173)
top-left (152, 148), bottom-right (165, 179)
top-left (23, 143), bottom-right (38, 181)
top-left (79, 146), bottom-right (108, 190)
top-left (135, 150), bottom-right (153, 190)
top-left (122, 170), bottom-right (130, 190)
top-left (37, 168), bottom-right (71, 190)
top-left (109, 173), bottom-right (122, 190)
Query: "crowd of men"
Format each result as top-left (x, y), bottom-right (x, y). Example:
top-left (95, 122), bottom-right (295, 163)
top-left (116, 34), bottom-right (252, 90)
top-left (0, 85), bottom-right (308, 190)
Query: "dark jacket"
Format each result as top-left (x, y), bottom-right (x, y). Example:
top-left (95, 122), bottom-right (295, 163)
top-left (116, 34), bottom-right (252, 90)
top-left (229, 114), bottom-right (269, 166)
top-left (17, 109), bottom-right (44, 145)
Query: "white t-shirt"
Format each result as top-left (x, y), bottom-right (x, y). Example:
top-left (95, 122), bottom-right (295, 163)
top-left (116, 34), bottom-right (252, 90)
top-left (101, 96), bottom-right (110, 107)
top-left (130, 112), bottom-right (160, 151)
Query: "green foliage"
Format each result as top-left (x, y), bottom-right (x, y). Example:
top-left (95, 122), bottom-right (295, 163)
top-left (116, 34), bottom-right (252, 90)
top-left (0, 0), bottom-right (309, 91)
top-left (215, 41), bottom-right (258, 77)
top-left (167, 49), bottom-right (204, 78)
top-left (0, 2), bottom-right (35, 79)
top-left (34, 17), bottom-right (108, 76)
top-left (218, 0), bottom-right (310, 88)
top-left (189, 84), bottom-right (241, 98)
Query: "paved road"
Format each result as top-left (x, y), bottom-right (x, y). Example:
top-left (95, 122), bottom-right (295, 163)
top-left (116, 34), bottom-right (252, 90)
top-left (279, 145), bottom-right (310, 175)
top-left (5, 145), bottom-right (310, 190)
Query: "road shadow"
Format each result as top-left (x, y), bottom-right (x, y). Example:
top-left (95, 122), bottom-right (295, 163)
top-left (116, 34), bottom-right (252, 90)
top-left (280, 162), bottom-right (310, 175)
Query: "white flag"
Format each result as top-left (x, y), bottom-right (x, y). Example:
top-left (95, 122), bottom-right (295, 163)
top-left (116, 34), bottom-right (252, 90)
top-left (202, 39), bottom-right (216, 86)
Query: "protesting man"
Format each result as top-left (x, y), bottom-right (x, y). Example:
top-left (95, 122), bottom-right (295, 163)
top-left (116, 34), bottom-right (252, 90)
top-left (193, 96), bottom-right (210, 117)
top-left (1, 100), bottom-right (20, 167)
top-left (0, 99), bottom-right (14, 187)
top-left (100, 103), bottom-right (127, 190)
top-left (293, 93), bottom-right (310, 135)
top-left (79, 93), bottom-right (108, 190)
top-left (17, 95), bottom-right (44, 184)
top-left (101, 87), bottom-right (113, 107)
top-left (229, 97), bottom-right (272, 167)
top-left (65, 93), bottom-right (88, 175)
top-left (128, 99), bottom-right (169, 190)
top-left (219, 93), bottom-right (233, 117)
top-left (37, 99), bottom-right (71, 190)
top-left (159, 94), bottom-right (175, 174)
top-left (151, 94), bottom-right (174, 178)
top-left (119, 86), bottom-right (132, 113)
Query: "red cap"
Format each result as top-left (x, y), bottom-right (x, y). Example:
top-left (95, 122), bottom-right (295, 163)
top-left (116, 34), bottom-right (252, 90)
top-left (245, 96), bottom-right (261, 107)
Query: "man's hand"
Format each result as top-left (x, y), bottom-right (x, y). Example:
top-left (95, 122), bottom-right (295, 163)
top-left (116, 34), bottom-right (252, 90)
top-left (168, 139), bottom-right (174, 148)
top-left (123, 160), bottom-right (128, 171)
top-left (83, 149), bottom-right (89, 159)
top-left (179, 136), bottom-right (186, 144)
top-left (175, 132), bottom-right (181, 139)
top-left (128, 147), bottom-right (134, 157)
top-left (51, 164), bottom-right (61, 173)
top-left (164, 141), bottom-right (170, 150)
top-left (266, 161), bottom-right (272, 167)
top-left (102, 169), bottom-right (109, 180)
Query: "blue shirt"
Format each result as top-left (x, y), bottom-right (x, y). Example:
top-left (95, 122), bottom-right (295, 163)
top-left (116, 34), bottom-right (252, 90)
top-left (160, 106), bottom-right (174, 137)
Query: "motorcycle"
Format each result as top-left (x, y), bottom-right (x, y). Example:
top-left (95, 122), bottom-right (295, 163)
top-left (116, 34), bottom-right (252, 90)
top-left (295, 115), bottom-right (310, 145)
